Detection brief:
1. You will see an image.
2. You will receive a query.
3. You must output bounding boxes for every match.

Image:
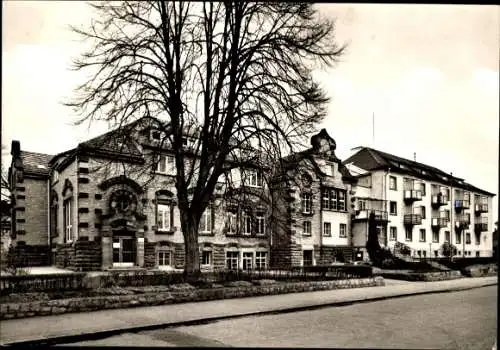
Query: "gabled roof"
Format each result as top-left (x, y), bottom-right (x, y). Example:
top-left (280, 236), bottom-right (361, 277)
top-left (344, 146), bottom-right (494, 196)
top-left (20, 151), bottom-right (53, 177)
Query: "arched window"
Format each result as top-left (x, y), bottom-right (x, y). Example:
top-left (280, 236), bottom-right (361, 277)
top-left (62, 180), bottom-right (74, 243)
top-left (50, 191), bottom-right (58, 237)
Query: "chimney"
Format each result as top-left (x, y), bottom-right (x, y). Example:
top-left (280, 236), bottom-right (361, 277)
top-left (413, 152), bottom-right (416, 161)
top-left (11, 140), bottom-right (21, 158)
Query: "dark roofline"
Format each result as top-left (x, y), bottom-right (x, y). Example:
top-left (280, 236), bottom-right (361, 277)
top-left (345, 146), bottom-right (495, 196)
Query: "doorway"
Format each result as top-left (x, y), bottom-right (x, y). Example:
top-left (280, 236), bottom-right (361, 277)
top-left (112, 234), bottom-right (136, 267)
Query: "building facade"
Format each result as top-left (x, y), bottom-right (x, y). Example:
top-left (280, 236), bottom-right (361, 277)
top-left (344, 147), bottom-right (495, 259)
top-left (9, 117), bottom-right (271, 271)
top-left (270, 129), bottom-right (357, 268)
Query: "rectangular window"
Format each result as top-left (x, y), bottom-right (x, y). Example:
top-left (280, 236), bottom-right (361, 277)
top-left (390, 201), bottom-right (397, 215)
top-left (432, 230), bottom-right (439, 243)
top-left (405, 228), bottom-right (412, 242)
top-left (63, 199), bottom-right (73, 243)
top-left (157, 204), bottom-right (171, 232)
top-left (338, 191), bottom-right (346, 211)
top-left (455, 232), bottom-right (462, 244)
top-left (255, 252), bottom-right (267, 270)
top-left (322, 190), bottom-right (330, 210)
top-left (301, 193), bottom-right (312, 214)
top-left (323, 222), bottom-right (331, 237)
top-left (242, 211), bottom-right (252, 235)
top-left (419, 229), bottom-right (426, 242)
top-left (389, 176), bottom-right (397, 190)
top-left (156, 155), bottom-right (175, 174)
top-left (358, 200), bottom-right (366, 211)
top-left (321, 188), bottom-right (346, 211)
top-left (226, 212), bottom-right (237, 235)
top-left (255, 213), bottom-right (265, 235)
top-left (226, 251), bottom-right (239, 270)
top-left (158, 250), bottom-right (172, 266)
top-left (242, 252), bottom-right (253, 271)
top-left (245, 169), bottom-right (263, 187)
top-left (339, 223), bottom-right (347, 238)
top-left (445, 231), bottom-right (451, 243)
top-left (303, 250), bottom-right (313, 266)
top-left (303, 221), bottom-right (312, 236)
top-left (389, 227), bottom-right (397, 241)
top-left (420, 183), bottom-right (426, 196)
top-left (202, 250), bottom-right (212, 266)
top-left (420, 206), bottom-right (426, 219)
top-left (199, 209), bottom-right (212, 234)
top-left (422, 250), bottom-right (427, 258)
top-left (434, 250), bottom-right (439, 258)
top-left (465, 232), bottom-right (471, 245)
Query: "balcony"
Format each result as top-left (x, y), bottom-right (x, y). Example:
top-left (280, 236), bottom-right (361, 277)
top-left (404, 190), bottom-right (422, 203)
top-left (404, 214), bottom-right (422, 226)
top-left (353, 209), bottom-right (389, 222)
top-left (431, 217), bottom-right (447, 228)
top-left (431, 194), bottom-right (448, 208)
top-left (454, 200), bottom-right (470, 211)
top-left (475, 204), bottom-right (488, 214)
top-left (474, 219), bottom-right (488, 232)
top-left (455, 214), bottom-right (470, 229)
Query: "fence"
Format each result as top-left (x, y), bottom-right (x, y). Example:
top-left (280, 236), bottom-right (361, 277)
top-left (0, 273), bottom-right (87, 295)
top-left (0, 265), bottom-right (373, 294)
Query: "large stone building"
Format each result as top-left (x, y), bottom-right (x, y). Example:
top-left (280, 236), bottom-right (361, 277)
top-left (9, 117), bottom-right (271, 271)
top-left (7, 122), bottom-right (496, 270)
top-left (344, 147), bottom-right (495, 259)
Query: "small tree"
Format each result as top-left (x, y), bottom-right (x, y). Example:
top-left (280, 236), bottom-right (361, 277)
top-left (440, 241), bottom-right (457, 259)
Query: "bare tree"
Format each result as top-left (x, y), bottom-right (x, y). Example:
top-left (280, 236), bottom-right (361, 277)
top-left (66, 1), bottom-right (345, 279)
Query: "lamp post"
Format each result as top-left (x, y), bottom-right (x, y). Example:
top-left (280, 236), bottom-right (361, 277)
top-left (429, 242), bottom-right (432, 260)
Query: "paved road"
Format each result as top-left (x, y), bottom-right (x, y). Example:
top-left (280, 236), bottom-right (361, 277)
top-left (65, 285), bottom-right (497, 348)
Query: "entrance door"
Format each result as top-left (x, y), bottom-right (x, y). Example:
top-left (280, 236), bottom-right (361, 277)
top-left (113, 236), bottom-right (136, 267)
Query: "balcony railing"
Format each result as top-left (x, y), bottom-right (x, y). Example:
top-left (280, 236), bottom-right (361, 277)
top-left (404, 190), bottom-right (422, 202)
top-left (431, 194), bottom-right (448, 207)
top-left (404, 214), bottom-right (422, 225)
top-left (474, 220), bottom-right (488, 232)
top-left (354, 209), bottom-right (388, 222)
top-left (455, 214), bottom-right (470, 229)
top-left (454, 200), bottom-right (470, 210)
top-left (431, 217), bottom-right (447, 228)
top-left (474, 204), bottom-right (488, 214)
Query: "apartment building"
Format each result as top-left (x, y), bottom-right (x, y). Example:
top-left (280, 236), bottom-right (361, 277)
top-left (344, 147), bottom-right (495, 259)
top-left (9, 117), bottom-right (271, 271)
top-left (270, 129), bottom-right (357, 268)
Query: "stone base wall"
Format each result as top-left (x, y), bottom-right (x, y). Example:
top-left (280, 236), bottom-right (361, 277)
top-left (173, 243), bottom-right (185, 269)
top-left (144, 242), bottom-right (156, 268)
top-left (0, 277), bottom-right (385, 320)
top-left (7, 244), bottom-right (49, 267)
top-left (73, 240), bottom-right (101, 272)
top-left (376, 270), bottom-right (462, 281)
top-left (317, 247), bottom-right (354, 265)
top-left (55, 243), bottom-right (75, 270)
top-left (211, 246), bottom-right (226, 270)
top-left (270, 247), bottom-right (292, 269)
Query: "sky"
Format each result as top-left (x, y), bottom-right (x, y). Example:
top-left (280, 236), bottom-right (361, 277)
top-left (2, 2), bottom-right (499, 222)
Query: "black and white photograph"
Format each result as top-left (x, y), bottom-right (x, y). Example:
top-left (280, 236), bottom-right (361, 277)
top-left (1, 2), bottom-right (498, 348)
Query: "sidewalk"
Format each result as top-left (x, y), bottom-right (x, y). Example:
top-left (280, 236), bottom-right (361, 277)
top-left (0, 276), bottom-right (497, 345)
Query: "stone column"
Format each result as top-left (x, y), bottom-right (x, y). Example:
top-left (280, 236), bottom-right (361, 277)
top-left (101, 227), bottom-right (113, 270)
top-left (136, 229), bottom-right (145, 267)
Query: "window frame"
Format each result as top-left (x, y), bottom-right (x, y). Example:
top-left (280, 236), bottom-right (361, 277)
top-left (339, 223), bottom-right (347, 238)
top-left (255, 212), bottom-right (265, 236)
top-left (155, 154), bottom-right (175, 175)
top-left (199, 208), bottom-right (212, 234)
top-left (419, 228), bottom-right (426, 242)
top-left (323, 222), bottom-right (332, 237)
top-left (156, 203), bottom-right (172, 232)
top-left (242, 252), bottom-right (254, 271)
top-left (303, 221), bottom-right (312, 236)
top-left (158, 249), bottom-right (172, 267)
top-left (255, 251), bottom-right (267, 270)
top-left (225, 251), bottom-right (239, 270)
top-left (405, 228), bottom-right (413, 242)
top-left (432, 230), bottom-right (439, 243)
top-left (63, 198), bottom-right (73, 243)
top-left (389, 226), bottom-right (397, 241)
top-left (301, 192), bottom-right (312, 214)
top-left (201, 250), bottom-right (212, 267)
top-left (389, 201), bottom-right (397, 216)
top-left (389, 176), bottom-right (397, 190)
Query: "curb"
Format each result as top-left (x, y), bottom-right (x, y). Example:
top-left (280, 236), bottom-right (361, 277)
top-left (2, 281), bottom-right (497, 346)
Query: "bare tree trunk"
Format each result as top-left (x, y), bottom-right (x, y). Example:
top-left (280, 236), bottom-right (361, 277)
top-left (181, 210), bottom-right (200, 282)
